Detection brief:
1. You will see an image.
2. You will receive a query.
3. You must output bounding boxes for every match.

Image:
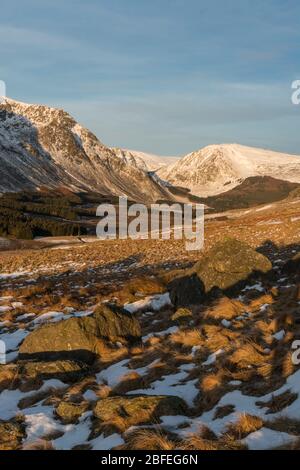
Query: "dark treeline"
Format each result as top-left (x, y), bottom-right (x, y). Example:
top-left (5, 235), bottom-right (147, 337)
top-left (0, 190), bottom-right (92, 239)
top-left (0, 189), bottom-right (138, 240)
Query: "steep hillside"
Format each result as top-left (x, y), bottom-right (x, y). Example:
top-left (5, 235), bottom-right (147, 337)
top-left (0, 98), bottom-right (175, 203)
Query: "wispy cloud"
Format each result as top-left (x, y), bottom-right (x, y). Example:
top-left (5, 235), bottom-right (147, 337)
top-left (0, 0), bottom-right (299, 154)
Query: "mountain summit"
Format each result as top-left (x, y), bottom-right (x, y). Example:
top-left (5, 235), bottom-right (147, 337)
top-left (157, 143), bottom-right (300, 197)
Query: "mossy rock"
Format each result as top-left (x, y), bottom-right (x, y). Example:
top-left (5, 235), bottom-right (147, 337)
top-left (0, 420), bottom-right (26, 450)
top-left (167, 239), bottom-right (272, 307)
top-left (93, 303), bottom-right (141, 343)
top-left (192, 238), bottom-right (272, 293)
top-left (19, 304), bottom-right (141, 363)
top-left (56, 401), bottom-right (89, 424)
top-left (94, 395), bottom-right (188, 429)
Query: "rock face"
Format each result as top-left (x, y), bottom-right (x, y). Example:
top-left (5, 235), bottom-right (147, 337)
top-left (94, 395), bottom-right (188, 429)
top-left (19, 304), bottom-right (141, 363)
top-left (192, 239), bottom-right (272, 294)
top-left (167, 239), bottom-right (272, 306)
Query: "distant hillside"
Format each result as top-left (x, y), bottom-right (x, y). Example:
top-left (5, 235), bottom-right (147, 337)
top-left (200, 176), bottom-right (300, 212)
top-left (158, 143), bottom-right (300, 197)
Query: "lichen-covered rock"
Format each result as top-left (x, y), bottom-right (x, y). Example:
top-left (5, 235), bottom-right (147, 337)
top-left (19, 360), bottom-right (90, 383)
top-left (93, 303), bottom-right (141, 343)
top-left (56, 401), bottom-right (89, 424)
top-left (0, 420), bottom-right (26, 450)
top-left (167, 239), bottom-right (272, 307)
top-left (193, 238), bottom-right (272, 294)
top-left (94, 395), bottom-right (188, 429)
top-left (19, 304), bottom-right (141, 363)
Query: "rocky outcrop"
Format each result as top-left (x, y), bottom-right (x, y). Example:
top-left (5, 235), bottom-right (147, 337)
top-left (167, 239), bottom-right (272, 306)
top-left (19, 304), bottom-right (141, 363)
top-left (193, 239), bottom-right (272, 293)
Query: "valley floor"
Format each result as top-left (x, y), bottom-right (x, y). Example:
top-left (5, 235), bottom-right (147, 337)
top-left (1, 197), bottom-right (300, 450)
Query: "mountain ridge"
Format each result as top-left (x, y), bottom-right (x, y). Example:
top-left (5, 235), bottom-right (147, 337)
top-left (0, 98), bottom-right (175, 203)
top-left (1, 98), bottom-right (300, 201)
top-left (157, 143), bottom-right (300, 197)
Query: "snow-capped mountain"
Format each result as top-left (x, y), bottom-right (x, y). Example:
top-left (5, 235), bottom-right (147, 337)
top-left (0, 98), bottom-right (175, 202)
top-left (111, 148), bottom-right (179, 172)
top-left (157, 143), bottom-right (300, 197)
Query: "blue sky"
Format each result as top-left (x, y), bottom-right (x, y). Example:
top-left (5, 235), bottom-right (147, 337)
top-left (1, 0), bottom-right (300, 155)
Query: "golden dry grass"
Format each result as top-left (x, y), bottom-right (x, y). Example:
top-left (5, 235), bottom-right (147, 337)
top-left (124, 429), bottom-right (175, 450)
top-left (225, 413), bottom-right (264, 439)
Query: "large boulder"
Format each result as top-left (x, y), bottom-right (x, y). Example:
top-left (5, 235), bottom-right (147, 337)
top-left (19, 304), bottom-right (141, 363)
top-left (167, 239), bottom-right (272, 306)
top-left (193, 238), bottom-right (272, 293)
top-left (94, 395), bottom-right (188, 429)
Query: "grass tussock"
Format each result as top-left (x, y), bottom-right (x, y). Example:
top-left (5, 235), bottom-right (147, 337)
top-left (225, 413), bottom-right (264, 440)
top-left (124, 429), bottom-right (175, 450)
top-left (256, 389), bottom-right (298, 414)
